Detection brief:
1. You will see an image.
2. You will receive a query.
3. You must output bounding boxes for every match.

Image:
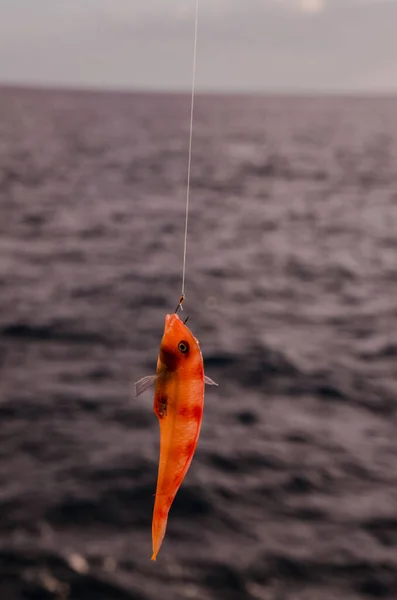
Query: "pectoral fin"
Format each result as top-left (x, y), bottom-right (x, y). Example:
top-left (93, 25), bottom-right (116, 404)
top-left (135, 375), bottom-right (157, 397)
top-left (204, 375), bottom-right (218, 386)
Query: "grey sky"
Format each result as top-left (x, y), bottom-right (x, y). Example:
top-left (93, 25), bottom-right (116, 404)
top-left (0, 0), bottom-right (396, 93)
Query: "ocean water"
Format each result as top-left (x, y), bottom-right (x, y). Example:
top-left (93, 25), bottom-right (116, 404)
top-left (0, 86), bottom-right (397, 600)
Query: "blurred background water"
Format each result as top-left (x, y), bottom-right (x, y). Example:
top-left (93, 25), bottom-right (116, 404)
top-left (0, 86), bottom-right (397, 599)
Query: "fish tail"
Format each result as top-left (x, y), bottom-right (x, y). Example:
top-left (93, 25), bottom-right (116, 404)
top-left (151, 511), bottom-right (167, 561)
top-left (151, 496), bottom-right (172, 561)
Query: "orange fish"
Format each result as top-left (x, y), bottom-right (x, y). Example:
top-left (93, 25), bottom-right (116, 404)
top-left (135, 312), bottom-right (217, 561)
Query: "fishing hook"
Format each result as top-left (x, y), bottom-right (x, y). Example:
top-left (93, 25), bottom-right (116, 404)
top-left (175, 294), bottom-right (185, 314)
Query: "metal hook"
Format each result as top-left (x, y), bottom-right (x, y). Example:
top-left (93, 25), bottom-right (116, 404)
top-left (175, 294), bottom-right (185, 314)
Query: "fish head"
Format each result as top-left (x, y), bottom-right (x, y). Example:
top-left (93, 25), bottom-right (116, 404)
top-left (159, 313), bottom-right (202, 372)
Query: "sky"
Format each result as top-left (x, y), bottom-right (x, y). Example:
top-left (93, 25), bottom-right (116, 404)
top-left (0, 0), bottom-right (396, 94)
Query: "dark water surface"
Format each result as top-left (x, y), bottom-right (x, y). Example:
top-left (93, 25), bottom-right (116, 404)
top-left (0, 86), bottom-right (397, 599)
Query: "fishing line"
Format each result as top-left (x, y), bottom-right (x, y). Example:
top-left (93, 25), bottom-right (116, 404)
top-left (180, 0), bottom-right (199, 307)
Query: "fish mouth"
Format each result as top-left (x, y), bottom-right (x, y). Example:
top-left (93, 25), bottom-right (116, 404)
top-left (164, 313), bottom-right (186, 337)
top-left (165, 313), bottom-right (181, 327)
top-left (160, 314), bottom-right (186, 371)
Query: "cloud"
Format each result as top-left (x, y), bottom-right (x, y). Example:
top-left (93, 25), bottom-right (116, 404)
top-left (298, 0), bottom-right (325, 13)
top-left (0, 0), bottom-right (396, 92)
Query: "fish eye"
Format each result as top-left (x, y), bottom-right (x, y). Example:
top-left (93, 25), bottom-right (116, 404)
top-left (178, 340), bottom-right (189, 354)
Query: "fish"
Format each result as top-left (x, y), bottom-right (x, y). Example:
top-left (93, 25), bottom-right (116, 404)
top-left (135, 312), bottom-right (218, 561)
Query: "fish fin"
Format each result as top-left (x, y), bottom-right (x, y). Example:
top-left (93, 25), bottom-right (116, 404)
top-left (135, 375), bottom-right (157, 397)
top-left (204, 375), bottom-right (218, 386)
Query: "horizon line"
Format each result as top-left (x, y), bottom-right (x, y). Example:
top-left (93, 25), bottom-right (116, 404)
top-left (1, 80), bottom-right (397, 100)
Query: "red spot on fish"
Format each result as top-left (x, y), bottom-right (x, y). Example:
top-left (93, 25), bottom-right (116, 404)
top-left (177, 406), bottom-right (190, 418)
top-left (191, 405), bottom-right (202, 421)
top-left (177, 405), bottom-right (202, 420)
top-left (185, 441), bottom-right (196, 457)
